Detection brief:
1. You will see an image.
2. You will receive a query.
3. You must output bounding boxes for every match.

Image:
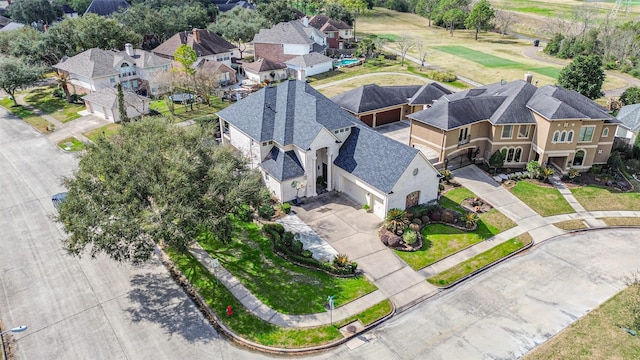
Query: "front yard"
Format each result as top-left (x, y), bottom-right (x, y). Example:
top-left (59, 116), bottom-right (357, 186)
top-left (571, 185), bottom-right (640, 211)
top-left (0, 97), bottom-right (52, 133)
top-left (510, 180), bottom-right (574, 216)
top-left (395, 187), bottom-right (517, 270)
top-left (23, 86), bottom-right (84, 123)
top-left (149, 96), bottom-right (228, 123)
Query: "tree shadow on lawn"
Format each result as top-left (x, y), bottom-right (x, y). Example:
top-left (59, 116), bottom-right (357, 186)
top-left (126, 272), bottom-right (218, 343)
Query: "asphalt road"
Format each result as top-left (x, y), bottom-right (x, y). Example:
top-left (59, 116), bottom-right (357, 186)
top-left (3, 107), bottom-right (640, 359)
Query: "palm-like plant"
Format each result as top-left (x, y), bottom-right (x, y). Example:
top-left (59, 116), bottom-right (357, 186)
top-left (542, 166), bottom-right (555, 181)
top-left (54, 71), bottom-right (72, 103)
top-left (385, 208), bottom-right (409, 234)
top-left (464, 212), bottom-right (478, 229)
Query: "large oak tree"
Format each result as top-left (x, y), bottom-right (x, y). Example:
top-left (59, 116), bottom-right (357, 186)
top-left (56, 118), bottom-right (270, 264)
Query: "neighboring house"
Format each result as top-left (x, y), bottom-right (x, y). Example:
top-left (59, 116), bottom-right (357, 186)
top-left (82, 88), bottom-right (149, 123)
top-left (285, 52), bottom-right (333, 79)
top-left (615, 103), bottom-right (640, 145)
top-left (211, 0), bottom-right (255, 12)
top-left (253, 17), bottom-right (327, 64)
top-left (408, 78), bottom-right (620, 173)
top-left (53, 44), bottom-right (171, 96)
top-left (332, 83), bottom-right (453, 128)
top-left (217, 79), bottom-right (439, 219)
top-left (0, 21), bottom-right (23, 31)
top-left (152, 29), bottom-right (239, 67)
top-left (193, 58), bottom-right (236, 86)
top-left (84, 0), bottom-right (130, 16)
top-left (62, 4), bottom-right (79, 18)
top-left (308, 15), bottom-right (353, 49)
top-left (0, 14), bottom-right (10, 28)
top-left (243, 58), bottom-right (289, 83)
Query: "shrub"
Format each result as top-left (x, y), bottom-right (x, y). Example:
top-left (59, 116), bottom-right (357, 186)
top-left (362, 204), bottom-right (371, 211)
top-left (464, 212), bottom-right (478, 229)
top-left (441, 209), bottom-right (455, 223)
top-left (235, 204), bottom-right (253, 222)
top-left (385, 208), bottom-right (409, 234)
top-left (429, 70), bottom-right (457, 82)
top-left (590, 164), bottom-right (603, 174)
top-left (608, 151), bottom-right (623, 171)
top-left (258, 205), bottom-right (274, 219)
top-left (333, 253), bottom-right (350, 267)
top-left (409, 223), bottom-right (420, 232)
top-left (412, 218), bottom-right (422, 226)
top-left (280, 202), bottom-right (292, 214)
top-left (488, 151), bottom-right (505, 172)
top-left (302, 249), bottom-right (313, 258)
top-left (568, 168), bottom-right (580, 179)
top-left (431, 210), bottom-right (441, 222)
top-left (387, 234), bottom-right (403, 247)
top-left (403, 229), bottom-right (418, 245)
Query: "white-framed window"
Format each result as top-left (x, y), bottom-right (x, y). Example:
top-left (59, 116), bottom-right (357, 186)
top-left (500, 146), bottom-right (523, 163)
top-left (567, 130), bottom-right (574, 142)
top-left (514, 147), bottom-right (522, 162)
top-left (602, 127), bottom-right (609, 137)
top-left (553, 131), bottom-right (560, 143)
top-left (518, 125), bottom-right (530, 138)
top-left (574, 149), bottom-right (586, 166)
top-left (578, 126), bottom-right (595, 142)
top-left (560, 131), bottom-right (566, 142)
top-left (458, 126), bottom-right (470, 143)
top-left (502, 125), bottom-right (513, 139)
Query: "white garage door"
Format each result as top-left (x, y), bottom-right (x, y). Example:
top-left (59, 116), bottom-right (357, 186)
top-left (341, 176), bottom-right (367, 206)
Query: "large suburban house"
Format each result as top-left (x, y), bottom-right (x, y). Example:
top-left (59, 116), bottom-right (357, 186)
top-left (242, 57), bottom-right (289, 83)
top-left (217, 80), bottom-right (440, 218)
top-left (82, 88), bottom-right (149, 123)
top-left (53, 44), bottom-right (171, 96)
top-left (252, 17), bottom-right (333, 79)
top-left (153, 29), bottom-right (239, 67)
top-left (615, 103), bottom-right (640, 145)
top-left (308, 15), bottom-right (353, 49)
top-left (408, 78), bottom-right (620, 172)
top-left (331, 83), bottom-right (453, 128)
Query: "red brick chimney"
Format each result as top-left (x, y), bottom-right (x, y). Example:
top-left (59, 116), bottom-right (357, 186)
top-left (192, 28), bottom-right (200, 43)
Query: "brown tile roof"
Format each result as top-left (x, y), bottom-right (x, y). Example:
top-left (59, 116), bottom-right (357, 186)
top-left (309, 15), bottom-right (351, 31)
top-left (243, 58), bottom-right (287, 73)
top-left (152, 29), bottom-right (237, 59)
top-left (194, 58), bottom-right (235, 73)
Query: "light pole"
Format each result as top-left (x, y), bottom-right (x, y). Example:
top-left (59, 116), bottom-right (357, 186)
top-left (0, 325), bottom-right (27, 336)
top-left (326, 295), bottom-right (335, 326)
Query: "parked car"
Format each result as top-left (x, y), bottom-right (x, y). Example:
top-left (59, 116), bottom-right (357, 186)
top-left (51, 192), bottom-right (68, 210)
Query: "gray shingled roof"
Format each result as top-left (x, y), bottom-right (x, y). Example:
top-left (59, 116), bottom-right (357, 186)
top-left (84, 0), bottom-right (130, 16)
top-left (285, 52), bottom-right (332, 67)
top-left (260, 148), bottom-right (305, 181)
top-left (217, 80), bottom-right (355, 149)
top-left (408, 82), bottom-right (453, 105)
top-left (153, 29), bottom-right (237, 59)
top-left (527, 85), bottom-right (616, 122)
top-left (253, 20), bottom-right (316, 45)
top-left (617, 103), bottom-right (640, 132)
top-left (331, 84), bottom-right (419, 114)
top-left (54, 48), bottom-right (169, 79)
top-left (82, 88), bottom-right (145, 109)
top-left (334, 124), bottom-right (421, 193)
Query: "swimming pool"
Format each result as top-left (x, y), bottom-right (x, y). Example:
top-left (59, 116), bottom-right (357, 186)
top-left (334, 59), bottom-right (361, 67)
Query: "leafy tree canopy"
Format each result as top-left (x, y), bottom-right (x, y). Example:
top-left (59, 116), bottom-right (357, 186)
top-left (0, 57), bottom-right (46, 105)
top-left (209, 7), bottom-right (269, 58)
top-left (56, 118), bottom-right (270, 264)
top-left (174, 44), bottom-right (198, 76)
top-left (323, 2), bottom-right (355, 26)
top-left (620, 86), bottom-right (640, 105)
top-left (8, 0), bottom-right (59, 27)
top-left (257, 0), bottom-right (300, 26)
top-left (464, 0), bottom-right (494, 40)
top-left (557, 54), bottom-right (605, 100)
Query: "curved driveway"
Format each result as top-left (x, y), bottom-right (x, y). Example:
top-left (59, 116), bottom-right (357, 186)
top-left (310, 228), bottom-right (640, 359)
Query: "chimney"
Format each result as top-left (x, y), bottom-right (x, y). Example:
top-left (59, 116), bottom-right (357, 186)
top-left (303, 16), bottom-right (309, 27)
top-left (125, 43), bottom-right (134, 57)
top-left (524, 72), bottom-right (533, 83)
top-left (192, 28), bottom-right (200, 43)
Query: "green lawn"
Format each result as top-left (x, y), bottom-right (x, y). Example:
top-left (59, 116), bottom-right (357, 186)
top-left (432, 46), bottom-right (561, 79)
top-left (149, 96), bottom-right (227, 123)
top-left (396, 187), bottom-right (517, 270)
top-left (511, 181), bottom-right (574, 216)
top-left (166, 246), bottom-right (392, 348)
top-left (23, 86), bottom-right (83, 123)
top-left (427, 233), bottom-right (532, 286)
top-left (57, 137), bottom-right (85, 152)
top-left (553, 219), bottom-right (587, 231)
top-left (571, 185), bottom-right (640, 211)
top-left (523, 283), bottom-right (640, 360)
top-left (83, 123), bottom-right (123, 142)
top-left (198, 220), bottom-right (377, 315)
top-left (0, 97), bottom-right (53, 133)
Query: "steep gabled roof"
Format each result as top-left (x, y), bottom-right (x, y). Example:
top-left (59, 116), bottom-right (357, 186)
top-left (285, 52), bottom-right (332, 67)
top-left (308, 15), bottom-right (352, 30)
top-left (527, 85), bottom-right (616, 121)
top-left (217, 80), bottom-right (355, 149)
top-left (84, 0), bottom-right (130, 16)
top-left (408, 82), bottom-right (453, 105)
top-left (616, 103), bottom-right (640, 132)
top-left (152, 29), bottom-right (237, 59)
top-left (243, 58), bottom-right (287, 73)
top-left (331, 84), bottom-right (413, 113)
top-left (82, 88), bottom-right (145, 109)
top-left (194, 58), bottom-right (234, 73)
top-left (253, 19), bottom-right (325, 45)
top-left (260, 148), bottom-right (305, 181)
top-left (53, 48), bottom-right (169, 78)
top-left (334, 125), bottom-right (421, 193)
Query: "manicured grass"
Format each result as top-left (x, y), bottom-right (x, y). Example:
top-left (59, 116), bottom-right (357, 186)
top-left (433, 46), bottom-right (561, 79)
top-left (553, 219), bottom-right (588, 231)
top-left (522, 284), bottom-right (640, 360)
top-left (440, 187), bottom-right (517, 232)
top-left (511, 181), bottom-right (574, 216)
top-left (335, 300), bottom-right (393, 327)
top-left (198, 220), bottom-right (376, 315)
top-left (427, 233), bottom-right (532, 286)
top-left (57, 137), bottom-right (85, 152)
top-left (23, 86), bottom-right (83, 122)
top-left (83, 123), bottom-right (123, 141)
top-left (602, 217), bottom-right (640, 227)
top-left (149, 96), bottom-right (227, 123)
top-left (0, 97), bottom-right (53, 133)
top-left (571, 185), bottom-right (640, 211)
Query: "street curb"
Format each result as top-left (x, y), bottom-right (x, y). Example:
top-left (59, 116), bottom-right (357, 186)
top-left (158, 248), bottom-right (397, 355)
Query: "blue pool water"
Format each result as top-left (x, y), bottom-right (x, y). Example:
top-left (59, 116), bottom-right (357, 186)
top-left (335, 59), bottom-right (360, 66)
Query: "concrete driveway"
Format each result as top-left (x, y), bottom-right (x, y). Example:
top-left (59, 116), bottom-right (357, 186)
top-left (307, 228), bottom-right (640, 359)
top-left (292, 192), bottom-right (438, 310)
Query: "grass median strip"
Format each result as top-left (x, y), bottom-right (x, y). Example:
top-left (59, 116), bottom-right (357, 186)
top-left (601, 217), bottom-right (640, 227)
top-left (553, 219), bottom-right (588, 231)
top-left (165, 247), bottom-right (392, 348)
top-left (57, 137), bottom-right (85, 152)
top-left (0, 97), bottom-right (52, 133)
top-left (427, 233), bottom-right (532, 286)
